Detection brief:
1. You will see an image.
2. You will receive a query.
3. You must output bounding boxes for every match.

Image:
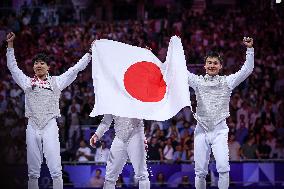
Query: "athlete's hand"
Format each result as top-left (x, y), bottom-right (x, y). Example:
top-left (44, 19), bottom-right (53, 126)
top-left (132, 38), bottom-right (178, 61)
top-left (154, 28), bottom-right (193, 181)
top-left (90, 40), bottom-right (96, 52)
top-left (6, 32), bottom-right (15, 48)
top-left (145, 45), bottom-right (152, 51)
top-left (243, 37), bottom-right (253, 48)
top-left (6, 32), bottom-right (15, 43)
top-left (90, 134), bottom-right (98, 148)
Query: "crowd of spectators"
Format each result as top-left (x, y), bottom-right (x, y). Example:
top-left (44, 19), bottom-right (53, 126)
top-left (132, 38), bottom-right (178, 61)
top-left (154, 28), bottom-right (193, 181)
top-left (0, 1), bottom-right (283, 169)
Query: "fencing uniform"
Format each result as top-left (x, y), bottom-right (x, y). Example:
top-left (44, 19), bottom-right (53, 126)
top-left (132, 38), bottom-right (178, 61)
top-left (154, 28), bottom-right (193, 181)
top-left (6, 48), bottom-right (91, 189)
top-left (188, 48), bottom-right (254, 189)
top-left (95, 114), bottom-right (150, 189)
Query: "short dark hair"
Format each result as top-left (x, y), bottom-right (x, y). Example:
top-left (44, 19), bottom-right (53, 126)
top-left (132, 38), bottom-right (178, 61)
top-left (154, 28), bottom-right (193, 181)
top-left (32, 53), bottom-right (50, 65)
top-left (204, 51), bottom-right (223, 64)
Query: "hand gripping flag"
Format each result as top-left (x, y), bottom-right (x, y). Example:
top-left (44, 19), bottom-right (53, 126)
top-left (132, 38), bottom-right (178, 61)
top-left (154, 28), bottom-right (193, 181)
top-left (90, 36), bottom-right (191, 121)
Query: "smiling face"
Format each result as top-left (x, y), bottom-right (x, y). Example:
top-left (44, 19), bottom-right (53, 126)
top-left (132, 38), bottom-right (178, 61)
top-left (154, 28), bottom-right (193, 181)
top-left (32, 53), bottom-right (50, 79)
top-left (33, 60), bottom-right (49, 79)
top-left (204, 56), bottom-right (222, 76)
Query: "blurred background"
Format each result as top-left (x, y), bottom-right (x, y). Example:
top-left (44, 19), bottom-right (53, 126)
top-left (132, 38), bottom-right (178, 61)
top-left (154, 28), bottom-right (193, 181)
top-left (0, 0), bottom-right (283, 188)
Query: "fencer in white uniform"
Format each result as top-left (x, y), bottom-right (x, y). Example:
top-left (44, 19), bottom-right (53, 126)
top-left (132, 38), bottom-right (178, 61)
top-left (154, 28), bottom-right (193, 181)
top-left (90, 114), bottom-right (150, 189)
top-left (188, 37), bottom-right (254, 189)
top-left (6, 32), bottom-right (92, 189)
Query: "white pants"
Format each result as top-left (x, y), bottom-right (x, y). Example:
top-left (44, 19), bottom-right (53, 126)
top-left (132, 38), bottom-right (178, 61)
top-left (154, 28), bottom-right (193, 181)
top-left (104, 126), bottom-right (149, 189)
top-left (26, 118), bottom-right (63, 189)
top-left (194, 120), bottom-right (230, 189)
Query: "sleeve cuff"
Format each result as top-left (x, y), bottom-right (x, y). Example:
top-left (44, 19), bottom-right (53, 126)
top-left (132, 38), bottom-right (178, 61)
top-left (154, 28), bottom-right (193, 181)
top-left (7, 48), bottom-right (14, 52)
top-left (94, 132), bottom-right (101, 140)
top-left (73, 53), bottom-right (91, 71)
top-left (246, 48), bottom-right (254, 53)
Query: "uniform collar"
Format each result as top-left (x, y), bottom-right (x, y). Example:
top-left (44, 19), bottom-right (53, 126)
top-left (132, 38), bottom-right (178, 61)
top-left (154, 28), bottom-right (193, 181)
top-left (204, 74), bottom-right (219, 81)
top-left (31, 75), bottom-right (52, 90)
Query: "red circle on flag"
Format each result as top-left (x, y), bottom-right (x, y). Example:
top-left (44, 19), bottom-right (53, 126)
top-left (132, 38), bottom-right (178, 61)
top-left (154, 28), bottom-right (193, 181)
top-left (124, 61), bottom-right (166, 102)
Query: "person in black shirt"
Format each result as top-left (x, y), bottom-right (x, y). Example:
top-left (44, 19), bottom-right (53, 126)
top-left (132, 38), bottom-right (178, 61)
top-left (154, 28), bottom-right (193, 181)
top-left (147, 136), bottom-right (163, 161)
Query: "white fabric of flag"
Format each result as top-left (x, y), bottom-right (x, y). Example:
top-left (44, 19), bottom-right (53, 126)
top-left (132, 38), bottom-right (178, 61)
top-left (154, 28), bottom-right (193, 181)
top-left (90, 36), bottom-right (191, 121)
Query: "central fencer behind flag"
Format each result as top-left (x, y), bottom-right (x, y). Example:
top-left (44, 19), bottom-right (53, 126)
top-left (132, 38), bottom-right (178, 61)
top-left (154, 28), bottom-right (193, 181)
top-left (90, 36), bottom-right (191, 121)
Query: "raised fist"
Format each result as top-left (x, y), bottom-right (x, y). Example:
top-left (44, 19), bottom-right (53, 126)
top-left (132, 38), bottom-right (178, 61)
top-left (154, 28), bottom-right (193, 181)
top-left (6, 32), bottom-right (15, 43)
top-left (243, 37), bottom-right (253, 48)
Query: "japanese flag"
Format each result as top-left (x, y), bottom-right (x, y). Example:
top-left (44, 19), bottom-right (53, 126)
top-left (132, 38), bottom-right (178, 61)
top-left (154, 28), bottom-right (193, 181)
top-left (90, 36), bottom-right (191, 121)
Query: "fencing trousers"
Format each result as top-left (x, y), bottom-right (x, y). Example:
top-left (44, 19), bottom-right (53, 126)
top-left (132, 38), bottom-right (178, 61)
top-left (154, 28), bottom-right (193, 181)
top-left (103, 126), bottom-right (150, 189)
top-left (194, 120), bottom-right (230, 189)
top-left (26, 118), bottom-right (63, 189)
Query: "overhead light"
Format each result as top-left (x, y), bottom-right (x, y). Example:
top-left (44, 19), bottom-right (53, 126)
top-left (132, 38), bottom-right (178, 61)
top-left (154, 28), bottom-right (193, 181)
top-left (276, 0), bottom-right (281, 3)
